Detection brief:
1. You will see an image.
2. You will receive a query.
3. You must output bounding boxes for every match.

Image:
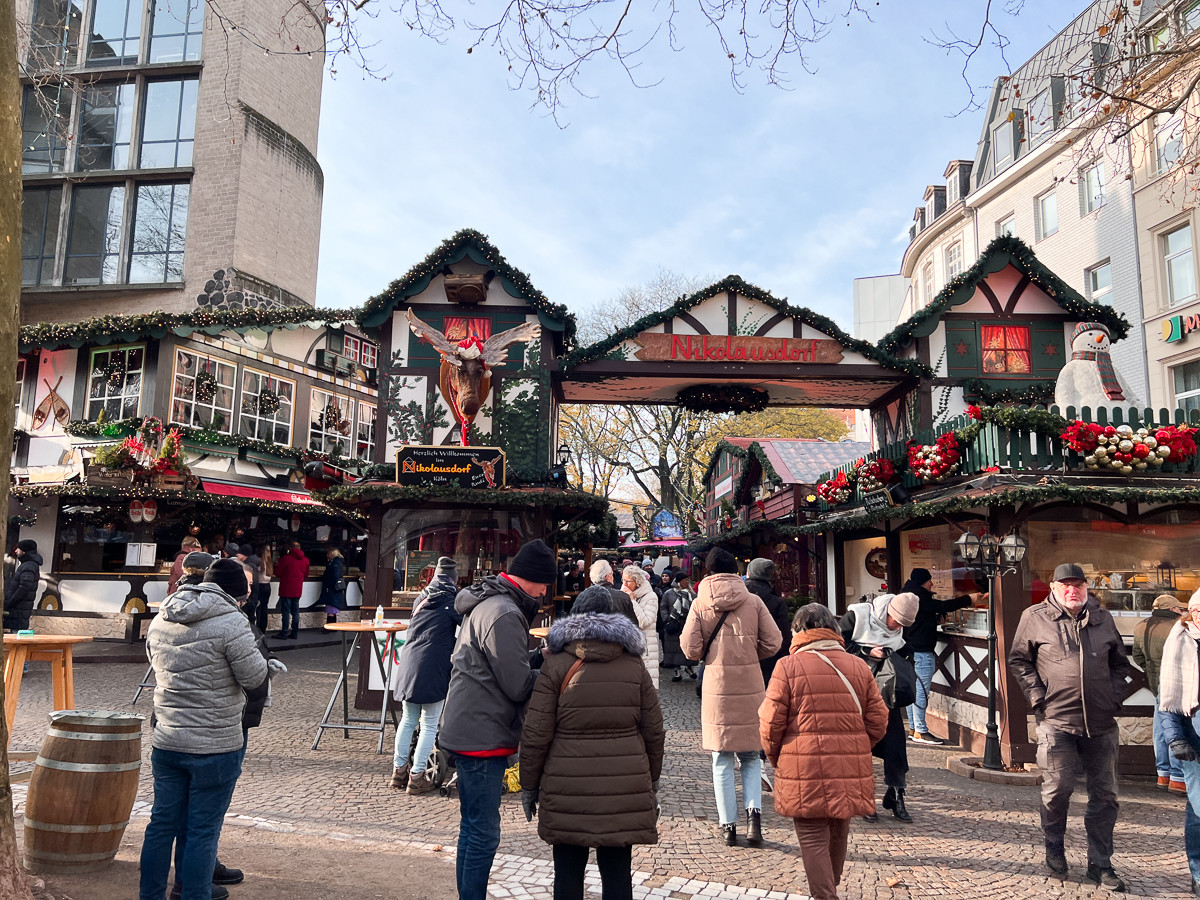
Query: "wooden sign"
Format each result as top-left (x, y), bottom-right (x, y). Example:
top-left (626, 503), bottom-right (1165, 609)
top-left (862, 489), bottom-right (895, 512)
top-left (631, 333), bottom-right (844, 364)
top-left (395, 445), bottom-right (506, 489)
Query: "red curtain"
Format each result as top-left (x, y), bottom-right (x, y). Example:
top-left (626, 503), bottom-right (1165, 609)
top-left (981, 325), bottom-right (1031, 374)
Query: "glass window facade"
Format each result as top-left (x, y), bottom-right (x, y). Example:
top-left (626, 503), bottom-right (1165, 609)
top-left (149, 0), bottom-right (203, 63)
top-left (22, 86), bottom-right (71, 174)
top-left (65, 184), bottom-right (125, 285)
top-left (87, 0), bottom-right (141, 66)
top-left (1165, 224), bottom-right (1196, 307)
top-left (22, 186), bottom-right (62, 286)
top-left (77, 82), bottom-right (135, 170)
top-left (310, 389), bottom-right (352, 456)
top-left (1175, 360), bottom-right (1200, 417)
top-left (140, 79), bottom-right (198, 168)
top-left (129, 182), bottom-right (189, 283)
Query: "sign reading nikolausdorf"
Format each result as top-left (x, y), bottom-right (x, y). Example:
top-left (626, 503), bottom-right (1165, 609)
top-left (631, 333), bottom-right (845, 364)
top-left (395, 445), bottom-right (506, 489)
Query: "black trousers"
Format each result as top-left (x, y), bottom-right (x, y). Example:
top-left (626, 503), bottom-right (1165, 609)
top-left (255, 583), bottom-right (270, 632)
top-left (552, 844), bottom-right (633, 900)
top-left (872, 705), bottom-right (909, 789)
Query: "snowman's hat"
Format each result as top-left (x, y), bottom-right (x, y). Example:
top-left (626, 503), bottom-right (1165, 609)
top-left (1072, 321), bottom-right (1110, 341)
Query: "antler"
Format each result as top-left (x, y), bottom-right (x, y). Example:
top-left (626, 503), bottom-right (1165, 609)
top-left (405, 309), bottom-right (462, 366)
top-left (481, 321), bottom-right (540, 368)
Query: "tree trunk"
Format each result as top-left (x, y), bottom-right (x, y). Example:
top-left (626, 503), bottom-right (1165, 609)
top-left (0, 0), bottom-right (32, 894)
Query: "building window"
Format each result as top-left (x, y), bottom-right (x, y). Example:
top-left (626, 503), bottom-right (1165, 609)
top-left (1028, 90), bottom-right (1053, 144)
top-left (15, 358), bottom-right (27, 418)
top-left (172, 349), bottom-right (235, 432)
top-left (30, 0), bottom-right (82, 68)
top-left (22, 186), bottom-right (61, 286)
top-left (342, 335), bottom-right (378, 368)
top-left (77, 82), bottom-right (135, 171)
top-left (140, 78), bottom-right (198, 167)
top-left (310, 389), bottom-right (351, 456)
top-left (129, 182), bottom-right (189, 283)
top-left (921, 261), bottom-right (934, 306)
top-left (1082, 160), bottom-right (1105, 212)
top-left (149, 0), bottom-right (203, 63)
top-left (1176, 361), bottom-right (1200, 416)
top-left (1164, 223), bottom-right (1197, 307)
top-left (925, 197), bottom-right (936, 224)
top-left (996, 214), bottom-right (1016, 238)
top-left (88, 344), bottom-right (144, 420)
top-left (356, 401), bottom-right (376, 460)
top-left (65, 183), bottom-right (125, 285)
top-left (238, 369), bottom-right (294, 445)
top-left (1037, 190), bottom-right (1058, 240)
top-left (946, 173), bottom-right (959, 204)
top-left (1146, 22), bottom-right (1170, 54)
top-left (87, 0), bottom-right (141, 66)
top-left (1156, 111), bottom-right (1184, 173)
top-left (1184, 1), bottom-right (1200, 33)
top-left (945, 242), bottom-right (963, 280)
top-left (1088, 262), bottom-right (1113, 305)
top-left (981, 325), bottom-right (1032, 375)
top-left (992, 119), bottom-right (1014, 169)
top-left (21, 86), bottom-right (71, 174)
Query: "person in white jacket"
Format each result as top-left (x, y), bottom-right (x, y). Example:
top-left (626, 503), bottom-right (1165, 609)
top-left (622, 565), bottom-right (661, 688)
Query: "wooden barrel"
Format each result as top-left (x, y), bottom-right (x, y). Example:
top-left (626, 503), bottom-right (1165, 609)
top-left (23, 710), bottom-right (144, 874)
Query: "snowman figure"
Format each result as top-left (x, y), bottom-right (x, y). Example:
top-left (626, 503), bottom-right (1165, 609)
top-left (1055, 321), bottom-right (1140, 410)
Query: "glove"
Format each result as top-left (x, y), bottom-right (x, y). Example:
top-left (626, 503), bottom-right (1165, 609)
top-left (1171, 739), bottom-right (1198, 762)
top-left (267, 659), bottom-right (288, 676)
top-left (521, 789), bottom-right (539, 822)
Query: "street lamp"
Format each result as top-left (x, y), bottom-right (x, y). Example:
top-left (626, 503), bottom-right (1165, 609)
top-left (549, 444), bottom-right (572, 488)
top-left (954, 528), bottom-right (1028, 771)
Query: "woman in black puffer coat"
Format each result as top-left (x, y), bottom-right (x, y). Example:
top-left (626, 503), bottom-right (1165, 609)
top-left (745, 558), bottom-right (790, 688)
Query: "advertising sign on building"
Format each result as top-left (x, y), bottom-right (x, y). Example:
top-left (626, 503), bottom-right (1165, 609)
top-left (1162, 313), bottom-right (1200, 343)
top-left (395, 445), bottom-right (507, 489)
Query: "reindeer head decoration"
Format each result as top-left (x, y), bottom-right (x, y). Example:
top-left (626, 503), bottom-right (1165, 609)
top-left (405, 309), bottom-right (541, 445)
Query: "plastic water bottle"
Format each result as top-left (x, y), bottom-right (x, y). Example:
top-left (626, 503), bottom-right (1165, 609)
top-left (374, 604), bottom-right (384, 626)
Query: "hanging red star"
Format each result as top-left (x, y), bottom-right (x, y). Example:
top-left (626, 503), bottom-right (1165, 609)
top-left (1042, 342), bottom-right (1058, 358)
top-left (953, 340), bottom-right (970, 357)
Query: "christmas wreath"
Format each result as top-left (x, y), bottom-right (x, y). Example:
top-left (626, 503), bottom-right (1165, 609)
top-left (194, 370), bottom-right (218, 404)
top-left (139, 415), bottom-right (163, 445)
top-left (676, 384), bottom-right (769, 414)
top-left (816, 471), bottom-right (853, 505)
top-left (907, 433), bottom-right (962, 483)
top-left (257, 387), bottom-right (281, 416)
top-left (853, 457), bottom-right (896, 492)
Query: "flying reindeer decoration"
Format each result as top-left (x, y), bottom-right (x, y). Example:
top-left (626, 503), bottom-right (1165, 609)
top-left (405, 309), bottom-right (541, 446)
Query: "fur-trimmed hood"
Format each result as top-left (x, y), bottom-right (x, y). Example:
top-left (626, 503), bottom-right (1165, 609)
top-left (547, 612), bottom-right (646, 657)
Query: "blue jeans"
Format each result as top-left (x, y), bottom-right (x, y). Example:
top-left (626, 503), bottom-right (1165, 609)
top-left (452, 753), bottom-right (508, 900)
top-left (279, 596), bottom-right (300, 635)
top-left (139, 746), bottom-right (244, 900)
top-left (393, 699), bottom-right (445, 772)
top-left (1181, 757), bottom-right (1200, 882)
top-left (907, 651), bottom-right (936, 734)
top-left (1156, 703), bottom-right (1184, 780)
top-left (712, 751), bottom-right (762, 826)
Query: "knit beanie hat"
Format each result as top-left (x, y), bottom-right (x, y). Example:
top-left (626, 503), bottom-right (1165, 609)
top-left (909, 568), bottom-right (933, 586)
top-left (204, 558), bottom-right (250, 600)
top-left (705, 547), bottom-right (738, 575)
top-left (573, 585), bottom-right (615, 615)
top-left (224, 542), bottom-right (240, 557)
top-left (434, 556), bottom-right (458, 578)
top-left (508, 539), bottom-right (557, 584)
top-left (16, 539), bottom-right (37, 553)
top-left (238, 543), bottom-right (253, 557)
top-left (746, 558), bottom-right (775, 582)
top-left (888, 592), bottom-right (920, 627)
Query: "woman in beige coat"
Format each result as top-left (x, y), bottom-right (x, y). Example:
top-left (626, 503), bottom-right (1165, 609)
top-left (622, 565), bottom-right (661, 688)
top-left (681, 548), bottom-right (782, 847)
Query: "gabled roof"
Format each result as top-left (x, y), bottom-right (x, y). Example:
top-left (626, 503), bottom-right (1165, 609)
top-left (564, 275), bottom-right (928, 377)
top-left (702, 438), bottom-right (757, 485)
top-left (356, 228), bottom-right (576, 341)
top-left (761, 439), bottom-right (872, 485)
top-left (20, 307), bottom-right (355, 353)
top-left (877, 235), bottom-right (1129, 354)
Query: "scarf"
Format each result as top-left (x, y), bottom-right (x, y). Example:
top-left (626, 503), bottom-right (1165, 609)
top-left (791, 627), bottom-right (845, 654)
top-left (1159, 619), bottom-right (1200, 717)
top-left (1071, 348), bottom-right (1126, 401)
top-left (847, 596), bottom-right (906, 651)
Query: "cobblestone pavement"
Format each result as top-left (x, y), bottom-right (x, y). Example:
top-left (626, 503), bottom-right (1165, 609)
top-left (9, 643), bottom-right (1200, 898)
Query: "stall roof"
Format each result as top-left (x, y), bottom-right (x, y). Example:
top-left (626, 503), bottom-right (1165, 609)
top-left (758, 439), bottom-right (872, 486)
top-left (200, 480), bottom-right (325, 507)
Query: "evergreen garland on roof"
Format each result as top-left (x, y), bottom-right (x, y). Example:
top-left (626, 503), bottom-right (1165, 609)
top-left (315, 482), bottom-right (609, 522)
top-left (701, 439), bottom-right (751, 485)
top-left (562, 275), bottom-right (930, 377)
top-left (734, 442), bottom-right (785, 501)
top-left (20, 307), bottom-right (355, 352)
top-left (877, 235), bottom-right (1129, 354)
top-left (356, 228), bottom-right (576, 342)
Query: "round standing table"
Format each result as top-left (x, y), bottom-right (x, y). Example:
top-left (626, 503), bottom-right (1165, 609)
top-left (312, 621), bottom-right (408, 754)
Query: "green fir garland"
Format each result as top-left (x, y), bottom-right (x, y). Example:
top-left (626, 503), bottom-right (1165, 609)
top-left (316, 482), bottom-right (609, 523)
top-left (677, 384), bottom-right (769, 414)
top-left (960, 378), bottom-right (1057, 406)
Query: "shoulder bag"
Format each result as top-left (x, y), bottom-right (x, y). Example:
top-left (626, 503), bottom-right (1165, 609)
top-left (695, 610), bottom-right (731, 698)
top-left (872, 649), bottom-right (918, 709)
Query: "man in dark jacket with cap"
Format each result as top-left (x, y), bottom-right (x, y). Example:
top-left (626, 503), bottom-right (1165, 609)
top-left (4, 540), bottom-right (42, 631)
top-left (901, 567), bottom-right (983, 744)
top-left (1009, 562), bottom-right (1131, 890)
top-left (440, 538), bottom-right (557, 900)
top-left (745, 558), bottom-right (789, 687)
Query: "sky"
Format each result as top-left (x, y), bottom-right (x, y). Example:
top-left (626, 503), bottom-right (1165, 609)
top-left (313, 2), bottom-right (1084, 334)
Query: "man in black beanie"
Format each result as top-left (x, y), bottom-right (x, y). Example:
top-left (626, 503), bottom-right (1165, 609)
top-left (705, 546), bottom-right (739, 575)
top-left (4, 539), bottom-right (42, 631)
top-left (439, 538), bottom-right (557, 900)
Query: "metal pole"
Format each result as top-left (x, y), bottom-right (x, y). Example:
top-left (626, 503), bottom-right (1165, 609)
top-left (982, 563), bottom-right (1004, 770)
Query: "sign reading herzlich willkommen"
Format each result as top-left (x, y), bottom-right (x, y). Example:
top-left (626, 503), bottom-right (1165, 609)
top-left (395, 445), bottom-right (506, 489)
top-left (631, 333), bottom-right (844, 364)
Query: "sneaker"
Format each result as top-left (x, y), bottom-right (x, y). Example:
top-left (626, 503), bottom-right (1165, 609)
top-left (671, 672), bottom-right (683, 683)
top-left (390, 764), bottom-right (409, 789)
top-left (911, 731), bottom-right (945, 745)
top-left (1172, 780), bottom-right (1188, 793)
top-left (1045, 847), bottom-right (1068, 876)
top-left (407, 769), bottom-right (437, 794)
top-left (1085, 864), bottom-right (1126, 892)
top-left (170, 885), bottom-right (230, 900)
top-left (212, 862), bottom-right (244, 885)
top-left (1158, 775), bottom-right (1171, 791)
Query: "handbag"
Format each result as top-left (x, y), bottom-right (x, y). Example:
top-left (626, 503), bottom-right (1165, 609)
top-left (872, 649), bottom-right (918, 709)
top-left (695, 611), bottom-right (731, 698)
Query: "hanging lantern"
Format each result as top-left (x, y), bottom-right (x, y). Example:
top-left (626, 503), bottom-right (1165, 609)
top-left (129, 500), bottom-right (144, 523)
top-left (142, 500), bottom-right (158, 523)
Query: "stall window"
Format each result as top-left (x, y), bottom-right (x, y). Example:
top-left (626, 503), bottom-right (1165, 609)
top-left (342, 335), bottom-right (378, 368)
top-left (239, 369), bottom-right (294, 445)
top-left (88, 344), bottom-right (144, 420)
top-left (171, 349), bottom-right (235, 432)
top-left (981, 325), bottom-right (1032, 375)
top-left (309, 388), bottom-right (351, 456)
top-left (1175, 360), bottom-right (1200, 416)
top-left (356, 401), bottom-right (376, 460)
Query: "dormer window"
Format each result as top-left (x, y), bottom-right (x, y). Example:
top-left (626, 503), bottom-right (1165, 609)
top-left (342, 334), bottom-right (377, 369)
top-left (993, 118), bottom-right (1015, 169)
top-left (1028, 90), bottom-right (1053, 145)
top-left (925, 197), bottom-right (936, 224)
top-left (947, 173), bottom-right (959, 204)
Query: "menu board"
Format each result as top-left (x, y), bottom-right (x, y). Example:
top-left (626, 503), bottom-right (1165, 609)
top-left (901, 525), bottom-right (955, 599)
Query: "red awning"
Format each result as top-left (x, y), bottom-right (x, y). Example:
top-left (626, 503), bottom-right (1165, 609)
top-left (200, 480), bottom-right (326, 507)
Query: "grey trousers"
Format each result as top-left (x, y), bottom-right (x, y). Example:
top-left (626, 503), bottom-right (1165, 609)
top-left (1035, 724), bottom-right (1120, 867)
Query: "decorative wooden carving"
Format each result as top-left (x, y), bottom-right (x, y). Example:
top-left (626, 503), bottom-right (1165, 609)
top-left (444, 273), bottom-right (490, 305)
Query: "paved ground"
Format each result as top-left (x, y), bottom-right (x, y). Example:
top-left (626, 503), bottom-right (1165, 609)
top-left (7, 641), bottom-right (1199, 899)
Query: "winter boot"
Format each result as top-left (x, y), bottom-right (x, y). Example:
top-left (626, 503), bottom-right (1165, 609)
top-left (721, 824), bottom-right (737, 846)
top-left (390, 764), bottom-right (409, 789)
top-left (891, 788), bottom-right (912, 823)
top-left (881, 786), bottom-right (896, 810)
top-left (745, 809), bottom-right (762, 847)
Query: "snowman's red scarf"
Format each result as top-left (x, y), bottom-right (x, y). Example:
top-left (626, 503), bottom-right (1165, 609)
top-left (1071, 349), bottom-right (1126, 400)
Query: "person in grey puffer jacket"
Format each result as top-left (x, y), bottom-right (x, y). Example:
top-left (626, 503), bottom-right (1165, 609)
top-left (139, 559), bottom-right (269, 900)
top-left (439, 539), bottom-right (558, 900)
